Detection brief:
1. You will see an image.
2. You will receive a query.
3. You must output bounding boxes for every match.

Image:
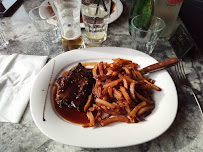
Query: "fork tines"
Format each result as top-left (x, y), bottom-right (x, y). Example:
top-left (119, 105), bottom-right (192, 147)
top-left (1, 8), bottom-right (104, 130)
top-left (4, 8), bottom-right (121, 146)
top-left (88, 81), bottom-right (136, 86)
top-left (175, 59), bottom-right (203, 116)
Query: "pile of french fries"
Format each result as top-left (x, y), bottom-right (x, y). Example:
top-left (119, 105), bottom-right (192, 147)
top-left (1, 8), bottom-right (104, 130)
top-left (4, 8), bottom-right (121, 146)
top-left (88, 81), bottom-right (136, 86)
top-left (83, 58), bottom-right (161, 127)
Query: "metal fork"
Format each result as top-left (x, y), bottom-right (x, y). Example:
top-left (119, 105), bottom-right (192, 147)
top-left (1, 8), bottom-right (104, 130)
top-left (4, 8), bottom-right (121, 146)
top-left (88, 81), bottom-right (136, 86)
top-left (175, 59), bottom-right (203, 116)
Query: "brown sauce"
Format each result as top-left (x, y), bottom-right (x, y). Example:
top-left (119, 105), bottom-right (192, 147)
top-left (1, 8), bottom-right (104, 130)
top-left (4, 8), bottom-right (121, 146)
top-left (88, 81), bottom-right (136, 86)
top-left (53, 62), bottom-right (98, 125)
top-left (53, 86), bottom-right (89, 124)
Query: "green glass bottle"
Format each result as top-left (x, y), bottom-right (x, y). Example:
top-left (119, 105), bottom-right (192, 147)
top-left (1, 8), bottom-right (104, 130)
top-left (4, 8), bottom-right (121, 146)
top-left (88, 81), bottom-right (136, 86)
top-left (129, 0), bottom-right (154, 34)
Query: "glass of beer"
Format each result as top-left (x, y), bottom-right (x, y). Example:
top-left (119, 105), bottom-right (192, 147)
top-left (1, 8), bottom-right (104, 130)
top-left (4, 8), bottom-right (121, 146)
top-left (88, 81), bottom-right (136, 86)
top-left (50, 0), bottom-right (85, 51)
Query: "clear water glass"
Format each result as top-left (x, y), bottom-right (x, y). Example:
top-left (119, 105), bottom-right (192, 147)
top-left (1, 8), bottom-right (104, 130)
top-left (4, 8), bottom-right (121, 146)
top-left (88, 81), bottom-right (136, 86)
top-left (131, 15), bottom-right (165, 54)
top-left (29, 5), bottom-right (61, 55)
top-left (81, 0), bottom-right (111, 43)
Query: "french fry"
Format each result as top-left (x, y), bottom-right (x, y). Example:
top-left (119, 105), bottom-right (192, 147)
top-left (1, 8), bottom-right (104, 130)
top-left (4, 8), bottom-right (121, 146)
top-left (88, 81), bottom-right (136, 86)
top-left (104, 108), bottom-right (123, 116)
top-left (92, 104), bottom-right (102, 111)
top-left (113, 88), bottom-right (123, 100)
top-left (101, 114), bottom-right (111, 120)
top-left (112, 102), bottom-right (120, 109)
top-left (95, 78), bottom-right (102, 86)
top-left (102, 62), bottom-right (108, 70)
top-left (129, 101), bottom-right (147, 118)
top-left (124, 63), bottom-right (138, 70)
top-left (102, 95), bottom-right (108, 101)
top-left (143, 79), bottom-right (162, 91)
top-left (100, 116), bottom-right (129, 126)
top-left (84, 93), bottom-right (93, 112)
top-left (108, 87), bottom-right (114, 100)
top-left (111, 58), bottom-right (120, 63)
top-left (124, 74), bottom-right (138, 83)
top-left (137, 105), bottom-right (155, 116)
top-left (110, 59), bottom-right (120, 69)
top-left (112, 58), bottom-right (132, 64)
top-left (92, 64), bottom-right (98, 77)
top-left (134, 91), bottom-right (153, 104)
top-left (124, 101), bottom-right (131, 116)
top-left (129, 81), bottom-right (138, 102)
top-left (98, 61), bottom-right (104, 75)
top-left (120, 86), bottom-right (132, 104)
top-left (103, 78), bottom-right (123, 88)
top-left (96, 110), bottom-right (102, 117)
top-left (131, 70), bottom-right (137, 80)
top-left (93, 85), bottom-right (102, 98)
top-left (102, 87), bottom-right (109, 97)
top-left (117, 100), bottom-right (125, 108)
top-left (95, 98), bottom-right (116, 109)
top-left (133, 69), bottom-right (145, 80)
top-left (123, 77), bottom-right (129, 89)
top-left (95, 110), bottom-right (102, 122)
top-left (140, 84), bottom-right (153, 90)
top-left (87, 111), bottom-right (95, 127)
top-left (100, 105), bottom-right (109, 112)
top-left (118, 73), bottom-right (124, 79)
top-left (88, 107), bottom-right (95, 111)
top-left (106, 68), bottom-right (113, 76)
top-left (111, 71), bottom-right (119, 77)
top-left (122, 67), bottom-right (132, 77)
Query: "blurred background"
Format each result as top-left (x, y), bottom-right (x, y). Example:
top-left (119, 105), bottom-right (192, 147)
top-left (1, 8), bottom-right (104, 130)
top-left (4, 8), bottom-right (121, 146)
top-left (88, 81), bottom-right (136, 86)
top-left (179, 0), bottom-right (203, 51)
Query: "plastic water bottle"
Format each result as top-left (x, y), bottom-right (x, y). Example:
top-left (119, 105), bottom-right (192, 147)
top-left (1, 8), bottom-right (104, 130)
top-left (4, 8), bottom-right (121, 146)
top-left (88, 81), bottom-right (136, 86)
top-left (154, 0), bottom-right (183, 38)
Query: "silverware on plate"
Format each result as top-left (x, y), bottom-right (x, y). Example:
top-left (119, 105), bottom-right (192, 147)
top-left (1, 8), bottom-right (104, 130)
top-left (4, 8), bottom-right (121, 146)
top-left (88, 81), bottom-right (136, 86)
top-left (139, 57), bottom-right (178, 75)
top-left (175, 59), bottom-right (203, 116)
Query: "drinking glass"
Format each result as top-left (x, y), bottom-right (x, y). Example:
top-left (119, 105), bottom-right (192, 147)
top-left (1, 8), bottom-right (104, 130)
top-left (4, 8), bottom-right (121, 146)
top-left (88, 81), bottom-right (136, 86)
top-left (131, 15), bottom-right (165, 54)
top-left (29, 5), bottom-right (61, 55)
top-left (81, 0), bottom-right (111, 43)
top-left (0, 21), bottom-right (9, 49)
top-left (49, 0), bottom-right (85, 51)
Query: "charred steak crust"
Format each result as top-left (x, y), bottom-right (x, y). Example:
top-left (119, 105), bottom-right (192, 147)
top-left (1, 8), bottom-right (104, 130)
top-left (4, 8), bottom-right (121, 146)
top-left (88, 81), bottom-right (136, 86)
top-left (55, 63), bottom-right (95, 112)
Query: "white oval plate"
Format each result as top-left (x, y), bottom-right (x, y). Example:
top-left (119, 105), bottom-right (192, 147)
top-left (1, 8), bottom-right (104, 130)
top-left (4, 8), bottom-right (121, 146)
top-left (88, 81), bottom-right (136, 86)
top-left (30, 47), bottom-right (178, 148)
top-left (40, 0), bottom-right (123, 28)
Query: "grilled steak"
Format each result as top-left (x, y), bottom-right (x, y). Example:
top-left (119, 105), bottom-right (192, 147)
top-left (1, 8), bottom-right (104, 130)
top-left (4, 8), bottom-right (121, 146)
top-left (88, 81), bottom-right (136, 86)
top-left (55, 63), bottom-right (95, 112)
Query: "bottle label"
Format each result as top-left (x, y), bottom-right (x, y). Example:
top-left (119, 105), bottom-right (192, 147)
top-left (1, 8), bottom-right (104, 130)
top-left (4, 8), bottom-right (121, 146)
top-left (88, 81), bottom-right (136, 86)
top-left (168, 0), bottom-right (183, 5)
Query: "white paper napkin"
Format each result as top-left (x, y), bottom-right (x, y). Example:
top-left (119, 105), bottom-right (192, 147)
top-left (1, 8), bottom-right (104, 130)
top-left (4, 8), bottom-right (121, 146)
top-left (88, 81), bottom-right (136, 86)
top-left (0, 54), bottom-right (48, 123)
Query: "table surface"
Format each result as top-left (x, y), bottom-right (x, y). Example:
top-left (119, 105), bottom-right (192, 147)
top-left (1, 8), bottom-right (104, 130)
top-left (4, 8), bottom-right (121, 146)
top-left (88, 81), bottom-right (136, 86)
top-left (0, 0), bottom-right (203, 152)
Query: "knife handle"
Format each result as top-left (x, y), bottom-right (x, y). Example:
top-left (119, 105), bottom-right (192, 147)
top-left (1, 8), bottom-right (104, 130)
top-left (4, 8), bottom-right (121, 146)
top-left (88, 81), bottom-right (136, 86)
top-left (140, 57), bottom-right (178, 74)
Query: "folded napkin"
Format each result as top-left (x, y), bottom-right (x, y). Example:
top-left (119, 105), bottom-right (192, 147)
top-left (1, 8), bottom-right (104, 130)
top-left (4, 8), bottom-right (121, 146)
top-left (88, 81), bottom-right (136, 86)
top-left (0, 54), bottom-right (48, 123)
